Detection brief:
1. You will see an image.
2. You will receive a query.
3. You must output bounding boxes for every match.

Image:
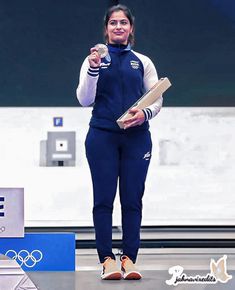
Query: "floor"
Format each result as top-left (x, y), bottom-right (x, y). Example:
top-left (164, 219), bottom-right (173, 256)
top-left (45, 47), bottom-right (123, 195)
top-left (26, 248), bottom-right (235, 290)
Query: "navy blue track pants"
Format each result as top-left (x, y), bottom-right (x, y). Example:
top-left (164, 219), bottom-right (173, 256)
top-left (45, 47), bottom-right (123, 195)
top-left (85, 127), bottom-right (152, 263)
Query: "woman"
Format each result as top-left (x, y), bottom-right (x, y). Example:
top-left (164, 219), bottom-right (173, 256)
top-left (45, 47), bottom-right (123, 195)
top-left (76, 4), bottom-right (163, 280)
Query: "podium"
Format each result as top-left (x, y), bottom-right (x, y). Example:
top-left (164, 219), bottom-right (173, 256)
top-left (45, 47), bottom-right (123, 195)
top-left (0, 254), bottom-right (38, 290)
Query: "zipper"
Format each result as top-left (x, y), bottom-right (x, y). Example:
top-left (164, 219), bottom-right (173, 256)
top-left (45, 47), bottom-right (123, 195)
top-left (118, 44), bottom-right (125, 114)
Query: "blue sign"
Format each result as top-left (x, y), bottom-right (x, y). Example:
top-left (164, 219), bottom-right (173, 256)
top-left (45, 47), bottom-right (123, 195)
top-left (53, 117), bottom-right (63, 127)
top-left (0, 233), bottom-right (75, 271)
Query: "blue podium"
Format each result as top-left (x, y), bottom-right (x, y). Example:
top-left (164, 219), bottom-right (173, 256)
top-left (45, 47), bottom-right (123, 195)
top-left (0, 232), bottom-right (75, 271)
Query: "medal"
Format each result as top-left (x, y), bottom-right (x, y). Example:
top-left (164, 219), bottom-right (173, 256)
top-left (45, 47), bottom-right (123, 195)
top-left (95, 43), bottom-right (108, 58)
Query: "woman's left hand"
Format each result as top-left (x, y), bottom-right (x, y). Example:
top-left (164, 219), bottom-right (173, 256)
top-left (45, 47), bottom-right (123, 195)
top-left (123, 107), bottom-right (145, 129)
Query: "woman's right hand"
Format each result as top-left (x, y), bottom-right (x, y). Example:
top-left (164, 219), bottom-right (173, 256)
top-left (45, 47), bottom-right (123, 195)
top-left (88, 47), bottom-right (101, 67)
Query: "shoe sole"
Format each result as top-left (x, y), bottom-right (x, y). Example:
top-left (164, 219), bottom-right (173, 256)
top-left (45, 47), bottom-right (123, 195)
top-left (123, 271), bottom-right (142, 280)
top-left (101, 271), bottom-right (122, 280)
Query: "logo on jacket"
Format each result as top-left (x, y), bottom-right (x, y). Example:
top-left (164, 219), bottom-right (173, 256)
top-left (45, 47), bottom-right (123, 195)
top-left (100, 62), bottom-right (111, 69)
top-left (130, 60), bottom-right (140, 69)
top-left (143, 151), bottom-right (151, 161)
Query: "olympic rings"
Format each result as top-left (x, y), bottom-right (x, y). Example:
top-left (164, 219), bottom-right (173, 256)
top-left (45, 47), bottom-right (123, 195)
top-left (5, 249), bottom-right (43, 268)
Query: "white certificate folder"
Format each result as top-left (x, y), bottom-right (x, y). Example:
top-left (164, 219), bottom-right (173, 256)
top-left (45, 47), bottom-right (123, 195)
top-left (117, 77), bottom-right (171, 129)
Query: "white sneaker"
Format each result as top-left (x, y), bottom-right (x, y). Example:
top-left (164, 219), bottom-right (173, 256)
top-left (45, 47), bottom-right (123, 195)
top-left (121, 255), bottom-right (142, 280)
top-left (101, 257), bottom-right (122, 280)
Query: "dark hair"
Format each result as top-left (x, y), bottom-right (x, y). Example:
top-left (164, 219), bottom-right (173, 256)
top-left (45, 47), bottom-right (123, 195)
top-left (103, 4), bottom-right (135, 45)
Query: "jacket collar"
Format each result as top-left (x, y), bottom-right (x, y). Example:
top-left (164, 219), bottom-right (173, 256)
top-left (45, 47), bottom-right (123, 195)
top-left (107, 43), bottom-right (131, 53)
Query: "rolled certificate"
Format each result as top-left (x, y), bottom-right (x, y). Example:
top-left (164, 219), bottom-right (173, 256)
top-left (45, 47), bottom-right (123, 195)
top-left (116, 77), bottom-right (171, 129)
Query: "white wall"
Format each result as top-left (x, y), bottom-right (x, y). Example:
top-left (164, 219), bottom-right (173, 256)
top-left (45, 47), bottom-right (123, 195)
top-left (0, 107), bottom-right (234, 227)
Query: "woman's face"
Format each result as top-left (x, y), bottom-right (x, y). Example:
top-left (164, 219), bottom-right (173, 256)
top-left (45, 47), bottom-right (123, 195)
top-left (105, 10), bottom-right (133, 45)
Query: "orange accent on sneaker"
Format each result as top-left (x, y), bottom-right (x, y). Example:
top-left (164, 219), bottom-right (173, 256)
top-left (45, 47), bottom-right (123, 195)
top-left (101, 257), bottom-right (122, 280)
top-left (121, 255), bottom-right (142, 280)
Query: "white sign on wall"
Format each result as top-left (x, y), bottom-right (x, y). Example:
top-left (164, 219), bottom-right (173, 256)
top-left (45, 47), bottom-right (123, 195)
top-left (0, 188), bottom-right (24, 237)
